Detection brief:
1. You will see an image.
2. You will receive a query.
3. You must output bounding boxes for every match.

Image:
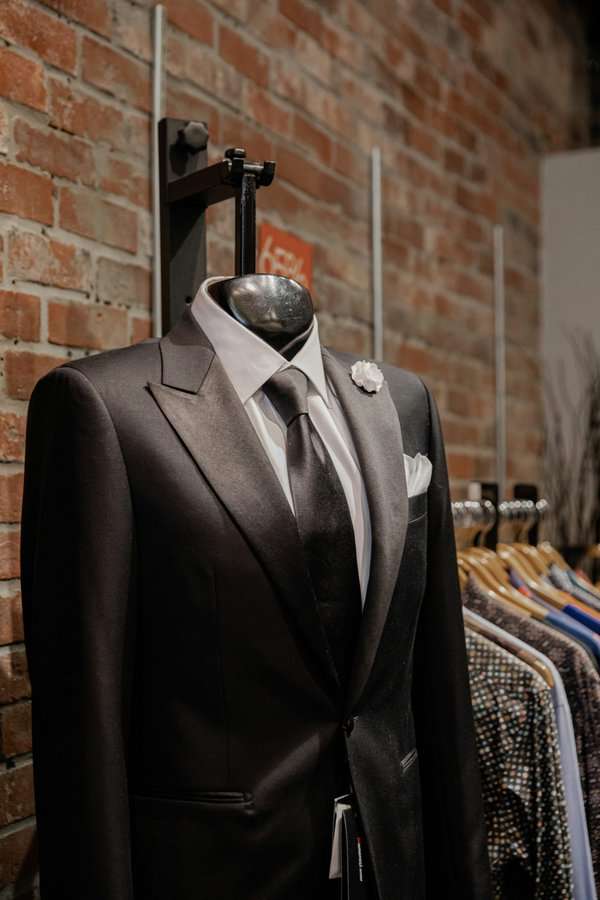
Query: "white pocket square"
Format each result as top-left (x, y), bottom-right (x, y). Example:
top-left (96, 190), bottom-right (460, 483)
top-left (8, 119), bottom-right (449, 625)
top-left (404, 452), bottom-right (432, 498)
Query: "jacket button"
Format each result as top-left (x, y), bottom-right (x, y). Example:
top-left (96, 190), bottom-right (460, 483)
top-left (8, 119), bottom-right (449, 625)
top-left (343, 716), bottom-right (356, 735)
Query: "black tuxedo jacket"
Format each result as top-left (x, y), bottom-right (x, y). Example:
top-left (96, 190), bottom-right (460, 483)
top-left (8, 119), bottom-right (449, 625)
top-left (20, 303), bottom-right (491, 899)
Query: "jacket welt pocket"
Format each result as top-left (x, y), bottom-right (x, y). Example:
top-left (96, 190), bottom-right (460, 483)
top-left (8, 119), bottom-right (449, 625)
top-left (130, 789), bottom-right (254, 809)
top-left (407, 491), bottom-right (427, 523)
top-left (400, 748), bottom-right (418, 774)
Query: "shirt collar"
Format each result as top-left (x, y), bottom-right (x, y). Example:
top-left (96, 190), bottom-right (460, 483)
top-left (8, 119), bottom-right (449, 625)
top-left (190, 275), bottom-right (331, 407)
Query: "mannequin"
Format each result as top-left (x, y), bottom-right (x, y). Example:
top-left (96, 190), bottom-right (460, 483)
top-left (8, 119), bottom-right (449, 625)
top-left (206, 272), bottom-right (314, 356)
top-left (20, 133), bottom-right (492, 896)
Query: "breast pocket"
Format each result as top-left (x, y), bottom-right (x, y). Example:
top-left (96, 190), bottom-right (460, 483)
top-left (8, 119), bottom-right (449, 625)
top-left (407, 490), bottom-right (427, 524)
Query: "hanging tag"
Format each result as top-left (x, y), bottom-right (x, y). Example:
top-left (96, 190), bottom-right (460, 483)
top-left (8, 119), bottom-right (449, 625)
top-left (329, 792), bottom-right (368, 899)
top-left (329, 793), bottom-right (353, 879)
top-left (340, 803), bottom-right (368, 899)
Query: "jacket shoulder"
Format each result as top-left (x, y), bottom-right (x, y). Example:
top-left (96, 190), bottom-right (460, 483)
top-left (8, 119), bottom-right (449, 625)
top-left (52, 338), bottom-right (160, 391)
top-left (31, 338), bottom-right (161, 418)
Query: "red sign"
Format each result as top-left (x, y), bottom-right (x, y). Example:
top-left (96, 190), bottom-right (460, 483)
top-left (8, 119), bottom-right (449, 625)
top-left (258, 223), bottom-right (313, 292)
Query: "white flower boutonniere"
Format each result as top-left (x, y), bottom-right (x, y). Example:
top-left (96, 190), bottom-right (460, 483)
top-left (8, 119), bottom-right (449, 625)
top-left (350, 360), bottom-right (384, 394)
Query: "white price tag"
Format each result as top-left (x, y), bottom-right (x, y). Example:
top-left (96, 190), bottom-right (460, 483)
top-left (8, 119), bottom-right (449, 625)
top-left (329, 795), bottom-right (353, 879)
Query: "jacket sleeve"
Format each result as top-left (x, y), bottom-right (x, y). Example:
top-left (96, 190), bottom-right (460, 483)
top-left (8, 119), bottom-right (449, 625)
top-left (411, 380), bottom-right (492, 899)
top-left (20, 365), bottom-right (135, 900)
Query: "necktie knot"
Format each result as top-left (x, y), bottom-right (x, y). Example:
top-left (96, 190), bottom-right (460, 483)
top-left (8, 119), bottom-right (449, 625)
top-left (263, 367), bottom-right (309, 426)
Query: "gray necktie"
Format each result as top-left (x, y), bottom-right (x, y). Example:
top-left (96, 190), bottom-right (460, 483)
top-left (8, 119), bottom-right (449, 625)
top-left (263, 367), bottom-right (363, 688)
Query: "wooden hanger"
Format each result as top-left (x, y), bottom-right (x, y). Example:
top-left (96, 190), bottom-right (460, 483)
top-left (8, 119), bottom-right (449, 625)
top-left (464, 608), bottom-right (554, 689)
top-left (459, 550), bottom-right (546, 620)
top-left (496, 544), bottom-right (568, 611)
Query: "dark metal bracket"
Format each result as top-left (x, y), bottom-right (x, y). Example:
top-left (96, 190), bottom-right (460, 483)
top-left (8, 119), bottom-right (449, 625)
top-left (158, 118), bottom-right (275, 332)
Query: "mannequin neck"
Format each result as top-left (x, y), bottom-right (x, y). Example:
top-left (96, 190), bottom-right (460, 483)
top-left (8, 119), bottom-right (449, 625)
top-left (207, 274), bottom-right (314, 353)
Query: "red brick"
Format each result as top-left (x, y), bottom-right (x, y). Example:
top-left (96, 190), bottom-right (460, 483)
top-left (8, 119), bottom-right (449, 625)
top-left (318, 317), bottom-right (370, 356)
top-left (40, 0), bottom-right (111, 36)
top-left (455, 183), bottom-right (496, 220)
top-left (0, 291), bottom-right (40, 342)
top-left (414, 63), bottom-right (442, 101)
top-left (165, 28), bottom-right (187, 80)
top-left (0, 0), bottom-right (77, 73)
top-left (4, 351), bottom-right (67, 402)
top-left (220, 112), bottom-right (273, 164)
top-left (131, 316), bottom-right (152, 343)
top-left (0, 648), bottom-right (29, 702)
top-left (397, 20), bottom-right (428, 59)
top-left (0, 821), bottom-right (35, 889)
top-left (209, 0), bottom-right (248, 21)
top-left (471, 48), bottom-right (507, 92)
top-left (219, 24), bottom-right (269, 86)
top-left (113, 2), bottom-right (152, 61)
top-left (184, 43), bottom-right (243, 105)
top-left (0, 533), bottom-right (19, 581)
top-left (0, 592), bottom-right (23, 644)
top-left (82, 36), bottom-right (151, 113)
top-left (253, 9), bottom-right (296, 48)
top-left (166, 83), bottom-right (220, 139)
top-left (447, 451), bottom-right (477, 480)
top-left (292, 113), bottom-right (333, 165)
top-left (307, 41), bottom-right (337, 87)
top-left (406, 123), bottom-right (440, 161)
top-left (332, 141), bottom-right (369, 185)
top-left (8, 231), bottom-right (91, 292)
top-left (339, 73), bottom-right (385, 126)
top-left (243, 82), bottom-right (292, 137)
top-left (444, 147), bottom-right (466, 175)
top-left (59, 187), bottom-right (138, 254)
top-left (322, 22), bottom-right (366, 73)
top-left (49, 79), bottom-right (148, 158)
top-left (14, 118), bottom-right (95, 187)
top-left (0, 48), bottom-right (46, 112)
top-left (261, 155), bottom-right (301, 205)
top-left (442, 419), bottom-right (482, 447)
top-left (0, 472), bottom-right (23, 524)
top-left (48, 300), bottom-right (129, 350)
top-left (0, 765), bottom-right (34, 827)
top-left (97, 258), bottom-right (152, 310)
top-left (0, 415), bottom-right (26, 464)
top-left (97, 153), bottom-right (151, 209)
top-left (0, 702), bottom-right (31, 760)
top-left (458, 7), bottom-right (483, 44)
top-left (464, 0), bottom-right (495, 25)
top-left (0, 104), bottom-right (8, 155)
top-left (0, 163), bottom-right (53, 225)
top-left (401, 84), bottom-right (428, 123)
top-left (280, 0), bottom-right (322, 43)
top-left (168, 0), bottom-right (214, 44)
top-left (276, 145), bottom-right (356, 214)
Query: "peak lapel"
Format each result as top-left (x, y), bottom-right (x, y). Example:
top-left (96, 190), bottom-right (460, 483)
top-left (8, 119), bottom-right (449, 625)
top-left (147, 305), bottom-right (341, 703)
top-left (322, 349), bottom-right (409, 715)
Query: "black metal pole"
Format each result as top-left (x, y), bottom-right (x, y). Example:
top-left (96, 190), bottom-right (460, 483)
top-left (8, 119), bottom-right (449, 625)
top-left (236, 172), bottom-right (257, 276)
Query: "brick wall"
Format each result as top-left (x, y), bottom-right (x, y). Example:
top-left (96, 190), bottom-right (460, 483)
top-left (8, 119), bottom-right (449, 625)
top-left (0, 0), bottom-right (589, 893)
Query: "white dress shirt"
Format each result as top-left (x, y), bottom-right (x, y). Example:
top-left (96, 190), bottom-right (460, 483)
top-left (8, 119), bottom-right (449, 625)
top-left (191, 275), bottom-right (372, 605)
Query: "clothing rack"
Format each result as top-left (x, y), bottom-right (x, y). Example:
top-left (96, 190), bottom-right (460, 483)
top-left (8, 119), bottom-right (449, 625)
top-left (158, 117), bottom-right (276, 332)
top-left (454, 488), bottom-right (550, 550)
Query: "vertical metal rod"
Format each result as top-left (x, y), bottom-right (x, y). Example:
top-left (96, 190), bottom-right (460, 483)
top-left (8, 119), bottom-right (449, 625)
top-left (494, 225), bottom-right (507, 500)
top-left (152, 4), bottom-right (165, 337)
top-left (236, 173), bottom-right (257, 276)
top-left (371, 147), bottom-right (383, 361)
